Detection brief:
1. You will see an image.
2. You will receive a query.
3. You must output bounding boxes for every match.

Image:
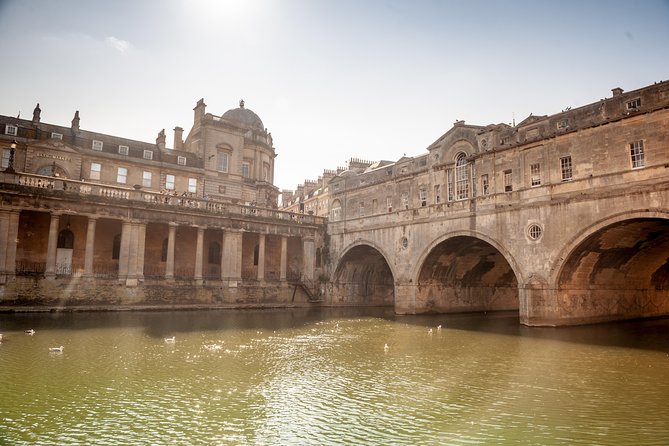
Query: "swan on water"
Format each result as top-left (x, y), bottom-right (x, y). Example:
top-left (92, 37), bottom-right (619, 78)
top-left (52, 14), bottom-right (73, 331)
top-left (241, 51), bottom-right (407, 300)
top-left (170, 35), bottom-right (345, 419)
top-left (25, 329), bottom-right (35, 335)
top-left (164, 336), bottom-right (176, 343)
top-left (384, 343), bottom-right (389, 353)
top-left (49, 346), bottom-right (64, 353)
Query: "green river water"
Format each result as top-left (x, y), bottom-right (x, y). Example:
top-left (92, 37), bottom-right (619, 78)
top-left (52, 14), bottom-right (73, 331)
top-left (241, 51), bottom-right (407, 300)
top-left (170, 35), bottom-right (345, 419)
top-left (0, 308), bottom-right (668, 445)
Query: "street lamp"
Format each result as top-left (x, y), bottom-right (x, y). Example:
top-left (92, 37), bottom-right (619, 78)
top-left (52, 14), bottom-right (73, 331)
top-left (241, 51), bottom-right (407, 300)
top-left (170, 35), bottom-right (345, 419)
top-left (4, 139), bottom-right (17, 173)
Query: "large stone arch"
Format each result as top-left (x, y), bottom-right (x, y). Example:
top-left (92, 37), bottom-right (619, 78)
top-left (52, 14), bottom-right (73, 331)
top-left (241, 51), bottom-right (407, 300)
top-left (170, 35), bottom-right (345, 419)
top-left (413, 230), bottom-right (522, 314)
top-left (549, 210), bottom-right (669, 324)
top-left (327, 241), bottom-right (395, 306)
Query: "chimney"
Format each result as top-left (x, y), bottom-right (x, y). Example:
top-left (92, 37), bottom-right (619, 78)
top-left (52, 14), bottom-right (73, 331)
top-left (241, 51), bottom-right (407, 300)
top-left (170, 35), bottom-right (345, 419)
top-left (32, 103), bottom-right (41, 123)
top-left (71, 110), bottom-right (80, 132)
top-left (156, 129), bottom-right (166, 151)
top-left (193, 98), bottom-right (206, 123)
top-left (173, 126), bottom-right (184, 150)
top-left (612, 87), bottom-right (624, 97)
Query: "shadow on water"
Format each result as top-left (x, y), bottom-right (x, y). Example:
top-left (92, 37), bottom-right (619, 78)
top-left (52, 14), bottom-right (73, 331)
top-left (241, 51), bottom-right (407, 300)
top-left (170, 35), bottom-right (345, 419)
top-left (2, 307), bottom-right (669, 353)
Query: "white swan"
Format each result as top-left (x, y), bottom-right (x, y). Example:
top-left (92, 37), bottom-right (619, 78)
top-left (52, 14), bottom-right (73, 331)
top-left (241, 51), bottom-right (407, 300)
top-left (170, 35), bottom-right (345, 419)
top-left (383, 343), bottom-right (389, 353)
top-left (0, 333), bottom-right (3, 342)
top-left (437, 325), bottom-right (442, 331)
top-left (25, 329), bottom-right (35, 335)
top-left (428, 328), bottom-right (433, 335)
top-left (49, 346), bottom-right (64, 353)
top-left (164, 336), bottom-right (176, 343)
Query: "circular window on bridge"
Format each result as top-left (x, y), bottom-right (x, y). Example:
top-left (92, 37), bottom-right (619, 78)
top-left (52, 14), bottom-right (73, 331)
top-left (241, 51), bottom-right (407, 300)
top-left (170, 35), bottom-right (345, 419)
top-left (400, 237), bottom-right (409, 249)
top-left (527, 223), bottom-right (543, 241)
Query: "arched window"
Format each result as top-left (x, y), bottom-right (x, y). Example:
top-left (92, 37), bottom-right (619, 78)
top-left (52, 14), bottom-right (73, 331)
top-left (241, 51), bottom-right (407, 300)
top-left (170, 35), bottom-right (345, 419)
top-left (161, 238), bottom-right (168, 262)
top-left (253, 244), bottom-right (260, 266)
top-left (330, 199), bottom-right (342, 221)
top-left (112, 234), bottom-right (121, 260)
top-left (57, 228), bottom-right (74, 249)
top-left (208, 241), bottom-right (221, 265)
top-left (455, 152), bottom-right (469, 200)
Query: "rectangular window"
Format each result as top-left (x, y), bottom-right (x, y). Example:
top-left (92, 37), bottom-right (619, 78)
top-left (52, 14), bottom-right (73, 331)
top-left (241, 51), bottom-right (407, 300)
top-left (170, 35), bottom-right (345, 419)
top-left (434, 184), bottom-right (442, 203)
top-left (386, 196), bottom-right (393, 213)
top-left (242, 162), bottom-right (250, 178)
top-left (165, 174), bottom-right (175, 190)
top-left (626, 98), bottom-right (641, 110)
top-left (560, 156), bottom-right (573, 181)
top-left (372, 199), bottom-right (377, 213)
top-left (144, 150), bottom-right (154, 160)
top-left (2, 148), bottom-right (11, 168)
top-left (447, 169), bottom-right (454, 201)
top-left (92, 140), bottom-right (103, 151)
top-left (118, 145), bottom-right (129, 155)
top-left (630, 141), bottom-right (645, 168)
top-left (401, 192), bottom-right (409, 210)
top-left (188, 177), bottom-right (197, 193)
top-left (5, 124), bottom-right (17, 136)
top-left (90, 163), bottom-right (101, 180)
top-left (530, 163), bottom-right (541, 186)
top-left (419, 188), bottom-right (427, 207)
top-left (359, 201), bottom-right (365, 218)
top-left (218, 153), bottom-right (229, 172)
top-left (117, 167), bottom-right (128, 184)
top-left (51, 132), bottom-right (63, 140)
top-left (218, 185), bottom-right (226, 194)
top-left (177, 155), bottom-right (186, 165)
top-left (482, 174), bottom-right (490, 195)
top-left (504, 170), bottom-right (513, 192)
top-left (142, 171), bottom-right (152, 187)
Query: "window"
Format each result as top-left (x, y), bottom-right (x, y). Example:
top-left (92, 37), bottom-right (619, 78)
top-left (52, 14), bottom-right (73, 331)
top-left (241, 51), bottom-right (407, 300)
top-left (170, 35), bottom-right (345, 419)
top-left (434, 184), bottom-right (442, 203)
top-left (112, 234), bottom-right (121, 260)
top-left (253, 245), bottom-right (259, 266)
top-left (5, 124), bottom-right (17, 136)
top-left (419, 188), bottom-right (427, 207)
top-left (560, 156), bottom-right (573, 181)
top-left (2, 149), bottom-right (11, 168)
top-left (528, 224), bottom-right (543, 241)
top-left (455, 153), bottom-right (469, 200)
top-left (144, 150), bottom-right (154, 160)
top-left (530, 163), bottom-right (541, 186)
top-left (118, 145), bottom-right (129, 155)
top-left (401, 192), bottom-right (409, 209)
top-left (387, 196), bottom-right (393, 213)
top-left (57, 229), bottom-right (74, 249)
top-left (90, 163), bottom-right (101, 180)
top-left (626, 98), bottom-right (641, 110)
top-left (218, 185), bottom-right (226, 194)
top-left (188, 177), bottom-right (197, 193)
top-left (117, 167), bottom-right (128, 184)
top-left (481, 174), bottom-right (490, 195)
top-left (504, 170), bottom-right (513, 192)
top-left (142, 171), bottom-right (152, 187)
top-left (359, 201), bottom-right (365, 217)
top-left (372, 199), bottom-right (377, 213)
top-left (447, 169), bottom-right (454, 201)
top-left (242, 162), bottom-right (250, 178)
top-left (51, 132), bottom-right (63, 140)
top-left (208, 242), bottom-right (221, 264)
top-left (92, 140), bottom-right (103, 151)
top-left (263, 162), bottom-right (269, 181)
top-left (630, 141), bottom-right (645, 168)
top-left (331, 200), bottom-right (342, 221)
top-left (218, 153), bottom-right (229, 172)
top-left (165, 174), bottom-right (175, 190)
top-left (177, 155), bottom-right (186, 165)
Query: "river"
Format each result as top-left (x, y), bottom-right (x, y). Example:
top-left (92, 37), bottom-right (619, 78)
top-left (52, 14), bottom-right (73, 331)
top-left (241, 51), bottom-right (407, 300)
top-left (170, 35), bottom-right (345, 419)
top-left (1, 309), bottom-right (668, 445)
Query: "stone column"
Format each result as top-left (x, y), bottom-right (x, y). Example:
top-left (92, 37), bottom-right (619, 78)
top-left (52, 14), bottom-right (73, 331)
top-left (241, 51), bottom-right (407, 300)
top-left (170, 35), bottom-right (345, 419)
top-left (0, 210), bottom-right (18, 283)
top-left (83, 217), bottom-right (97, 278)
top-left (280, 235), bottom-right (288, 281)
top-left (165, 222), bottom-right (177, 280)
top-left (0, 210), bottom-right (9, 283)
top-left (222, 229), bottom-right (242, 285)
top-left (137, 222), bottom-right (146, 282)
top-left (257, 233), bottom-right (265, 281)
top-left (219, 231), bottom-right (226, 281)
top-left (125, 223), bottom-right (139, 287)
top-left (194, 226), bottom-right (204, 285)
top-left (118, 221), bottom-right (131, 283)
top-left (302, 237), bottom-right (315, 282)
top-left (45, 213), bottom-right (60, 279)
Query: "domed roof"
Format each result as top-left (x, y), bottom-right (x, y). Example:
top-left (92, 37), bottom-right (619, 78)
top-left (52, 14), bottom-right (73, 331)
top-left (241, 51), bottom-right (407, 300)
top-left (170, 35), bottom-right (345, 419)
top-left (222, 100), bottom-right (264, 130)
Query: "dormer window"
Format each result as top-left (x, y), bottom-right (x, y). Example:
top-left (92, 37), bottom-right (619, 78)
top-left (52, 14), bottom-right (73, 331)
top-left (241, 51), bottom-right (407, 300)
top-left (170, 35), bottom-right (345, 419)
top-left (177, 155), bottom-right (186, 166)
top-left (626, 98), bottom-right (641, 110)
top-left (92, 140), bottom-right (103, 151)
top-left (5, 124), bottom-right (18, 136)
top-left (51, 132), bottom-right (63, 140)
top-left (118, 145), bottom-right (129, 155)
top-left (144, 150), bottom-right (154, 160)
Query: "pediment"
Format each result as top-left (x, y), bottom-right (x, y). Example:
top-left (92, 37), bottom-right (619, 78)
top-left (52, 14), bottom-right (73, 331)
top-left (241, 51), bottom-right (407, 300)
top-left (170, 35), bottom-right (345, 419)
top-left (30, 139), bottom-right (80, 154)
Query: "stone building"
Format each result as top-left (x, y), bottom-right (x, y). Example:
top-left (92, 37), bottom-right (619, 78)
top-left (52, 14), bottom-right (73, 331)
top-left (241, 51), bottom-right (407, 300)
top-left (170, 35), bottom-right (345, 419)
top-left (0, 100), bottom-right (325, 307)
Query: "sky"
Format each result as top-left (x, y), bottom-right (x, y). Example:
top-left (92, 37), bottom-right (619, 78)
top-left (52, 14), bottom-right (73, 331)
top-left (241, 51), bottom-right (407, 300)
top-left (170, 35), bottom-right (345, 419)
top-left (1, 0), bottom-right (668, 193)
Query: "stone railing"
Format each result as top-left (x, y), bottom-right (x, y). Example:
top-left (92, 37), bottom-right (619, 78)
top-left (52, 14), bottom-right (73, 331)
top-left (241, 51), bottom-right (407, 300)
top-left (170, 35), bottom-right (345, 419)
top-left (1, 171), bottom-right (326, 226)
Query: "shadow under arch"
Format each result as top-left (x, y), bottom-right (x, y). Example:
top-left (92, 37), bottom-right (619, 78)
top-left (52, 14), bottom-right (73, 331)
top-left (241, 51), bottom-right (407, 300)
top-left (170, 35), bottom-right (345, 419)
top-left (329, 241), bottom-right (395, 307)
top-left (413, 230), bottom-right (522, 314)
top-left (550, 211), bottom-right (669, 324)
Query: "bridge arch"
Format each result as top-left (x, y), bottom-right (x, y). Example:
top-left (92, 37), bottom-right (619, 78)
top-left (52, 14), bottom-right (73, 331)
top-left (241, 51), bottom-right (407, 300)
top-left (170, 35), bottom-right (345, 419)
top-left (413, 231), bottom-right (522, 314)
top-left (550, 210), bottom-right (669, 324)
top-left (328, 241), bottom-right (395, 306)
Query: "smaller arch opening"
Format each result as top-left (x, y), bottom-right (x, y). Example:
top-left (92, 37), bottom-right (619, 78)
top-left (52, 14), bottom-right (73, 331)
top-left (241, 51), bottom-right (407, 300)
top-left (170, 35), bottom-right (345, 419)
top-left (57, 228), bottom-right (74, 249)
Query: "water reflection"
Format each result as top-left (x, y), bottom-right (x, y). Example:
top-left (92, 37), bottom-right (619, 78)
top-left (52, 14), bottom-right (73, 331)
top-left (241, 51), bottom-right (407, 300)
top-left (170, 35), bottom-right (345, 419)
top-left (1, 309), bottom-right (668, 445)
